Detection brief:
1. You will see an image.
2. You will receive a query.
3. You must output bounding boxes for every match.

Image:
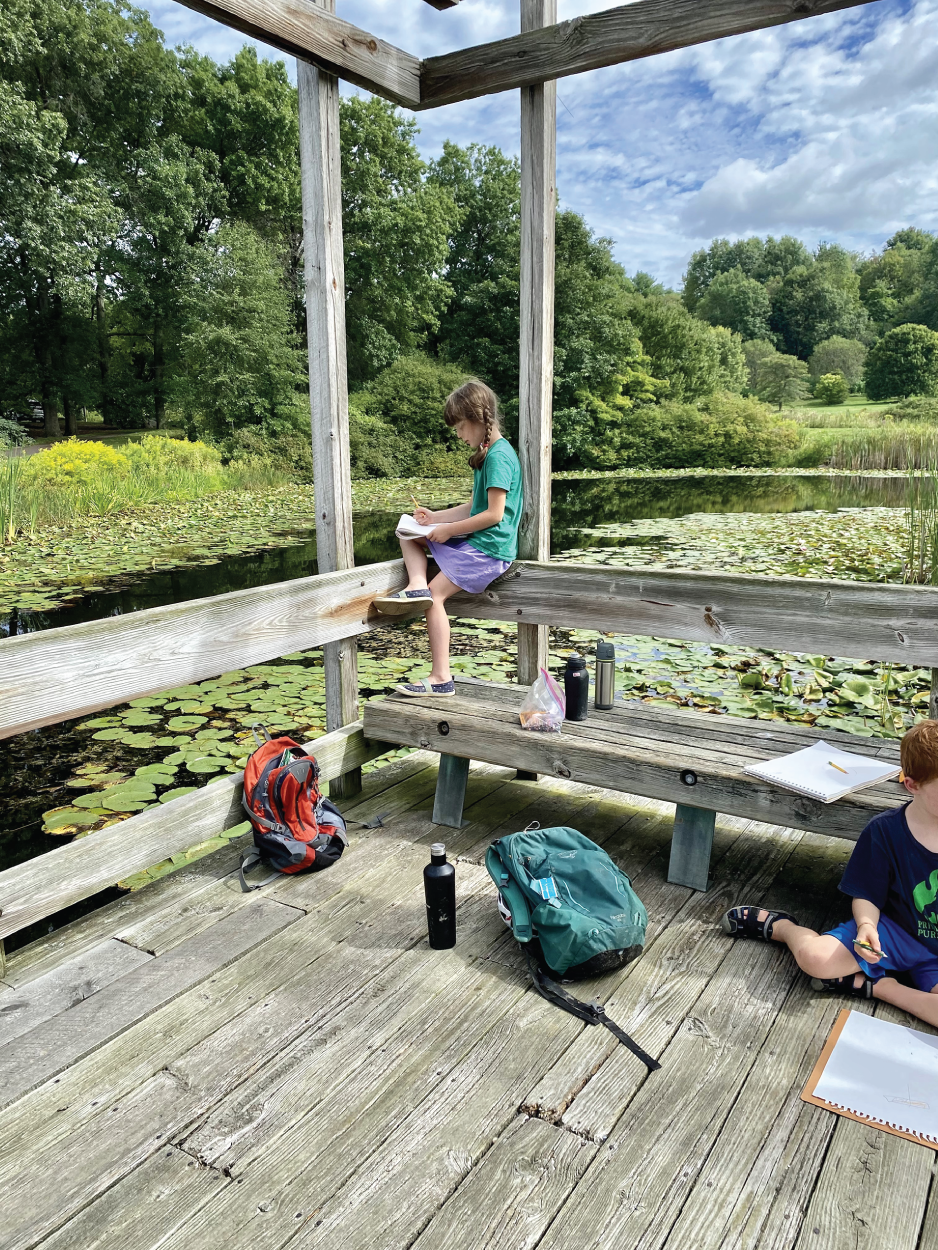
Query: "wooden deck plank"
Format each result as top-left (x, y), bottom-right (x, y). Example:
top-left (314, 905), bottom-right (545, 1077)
top-left (410, 1115), bottom-right (596, 1250)
top-left (0, 939), bottom-right (151, 1045)
top-left (35, 1145), bottom-right (226, 1250)
top-left (0, 897), bottom-right (303, 1110)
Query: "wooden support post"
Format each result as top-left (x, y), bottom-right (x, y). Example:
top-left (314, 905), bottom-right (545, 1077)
top-left (298, 7), bottom-right (360, 799)
top-left (432, 754), bottom-right (471, 829)
top-left (668, 803), bottom-right (716, 892)
top-left (516, 0), bottom-right (556, 779)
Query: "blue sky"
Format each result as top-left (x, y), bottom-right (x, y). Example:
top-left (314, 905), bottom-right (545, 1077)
top-left (138, 0), bottom-right (938, 288)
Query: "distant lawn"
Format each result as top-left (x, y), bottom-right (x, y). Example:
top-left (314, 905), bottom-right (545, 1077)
top-left (783, 394), bottom-right (893, 417)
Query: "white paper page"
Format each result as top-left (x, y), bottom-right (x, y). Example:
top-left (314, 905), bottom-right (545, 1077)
top-left (814, 1010), bottom-right (938, 1142)
top-left (745, 740), bottom-right (899, 801)
top-left (395, 513), bottom-right (435, 539)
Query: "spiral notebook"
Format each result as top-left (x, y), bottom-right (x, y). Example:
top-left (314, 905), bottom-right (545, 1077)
top-left (743, 740), bottom-right (900, 803)
top-left (802, 1009), bottom-right (938, 1150)
top-left (395, 513), bottom-right (435, 540)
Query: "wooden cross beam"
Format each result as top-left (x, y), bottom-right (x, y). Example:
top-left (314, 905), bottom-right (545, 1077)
top-left (173, 0), bottom-right (421, 108)
top-left (173, 0), bottom-right (880, 112)
top-left (419, 0), bottom-right (883, 108)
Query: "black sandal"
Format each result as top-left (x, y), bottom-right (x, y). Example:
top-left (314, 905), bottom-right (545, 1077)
top-left (721, 904), bottom-right (799, 942)
top-left (810, 973), bottom-right (876, 999)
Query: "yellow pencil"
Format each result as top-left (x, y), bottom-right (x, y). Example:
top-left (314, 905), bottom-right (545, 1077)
top-left (828, 760), bottom-right (849, 774)
top-left (410, 493), bottom-right (421, 512)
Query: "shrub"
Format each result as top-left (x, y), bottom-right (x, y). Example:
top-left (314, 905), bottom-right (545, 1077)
top-left (571, 389), bottom-right (798, 470)
top-left (886, 396), bottom-right (938, 423)
top-left (24, 439), bottom-right (129, 486)
top-left (865, 324), bottom-right (938, 400)
top-left (813, 372), bottom-right (849, 404)
top-left (122, 434), bottom-right (223, 475)
top-left (226, 427), bottom-right (314, 481)
top-left (0, 417), bottom-right (30, 449)
top-left (808, 336), bottom-right (867, 387)
top-left (355, 354), bottom-right (468, 447)
top-left (348, 406), bottom-right (405, 479)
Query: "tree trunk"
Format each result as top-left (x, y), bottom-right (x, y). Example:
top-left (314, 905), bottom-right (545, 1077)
top-left (153, 319), bottom-right (165, 429)
top-left (41, 381), bottom-right (60, 438)
top-left (36, 280), bottom-right (61, 438)
top-left (63, 394), bottom-right (78, 437)
top-left (95, 265), bottom-right (110, 423)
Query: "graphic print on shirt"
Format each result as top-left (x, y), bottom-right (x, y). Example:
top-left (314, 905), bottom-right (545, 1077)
top-left (913, 869), bottom-right (938, 941)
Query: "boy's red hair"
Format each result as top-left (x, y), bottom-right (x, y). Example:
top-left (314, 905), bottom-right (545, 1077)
top-left (901, 719), bottom-right (938, 784)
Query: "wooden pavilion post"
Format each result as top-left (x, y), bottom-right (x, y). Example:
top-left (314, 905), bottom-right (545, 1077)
top-left (297, 0), bottom-right (360, 799)
top-left (516, 0), bottom-right (556, 773)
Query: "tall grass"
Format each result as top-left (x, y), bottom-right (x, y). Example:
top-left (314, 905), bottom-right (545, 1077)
top-left (905, 463), bottom-right (938, 717)
top-left (785, 407), bottom-right (894, 430)
top-left (827, 426), bottom-right (938, 471)
top-left (0, 437), bottom-right (292, 545)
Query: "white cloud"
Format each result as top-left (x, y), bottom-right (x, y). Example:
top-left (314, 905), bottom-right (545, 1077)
top-left (139, 0), bottom-right (934, 286)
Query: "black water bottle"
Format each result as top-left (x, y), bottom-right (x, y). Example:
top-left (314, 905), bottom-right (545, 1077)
top-left (424, 842), bottom-right (456, 949)
top-left (564, 653), bottom-right (589, 721)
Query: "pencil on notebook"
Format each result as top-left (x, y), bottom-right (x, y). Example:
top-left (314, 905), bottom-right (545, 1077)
top-left (828, 760), bottom-right (849, 774)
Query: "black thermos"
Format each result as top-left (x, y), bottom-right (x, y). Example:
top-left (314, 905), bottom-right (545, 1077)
top-left (424, 842), bottom-right (456, 949)
top-left (564, 653), bottom-right (590, 721)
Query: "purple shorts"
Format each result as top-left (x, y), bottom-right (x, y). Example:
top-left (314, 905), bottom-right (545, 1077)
top-left (426, 536), bottom-right (511, 594)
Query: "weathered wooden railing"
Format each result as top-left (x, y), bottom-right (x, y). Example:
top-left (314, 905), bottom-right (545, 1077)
top-left (3, 558), bottom-right (938, 942)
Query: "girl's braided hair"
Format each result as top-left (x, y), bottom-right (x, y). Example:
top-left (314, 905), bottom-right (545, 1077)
top-left (443, 379), bottom-right (501, 471)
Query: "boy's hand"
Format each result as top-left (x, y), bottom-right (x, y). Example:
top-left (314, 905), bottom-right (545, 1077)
top-left (854, 922), bottom-right (883, 962)
top-left (414, 507), bottom-right (434, 525)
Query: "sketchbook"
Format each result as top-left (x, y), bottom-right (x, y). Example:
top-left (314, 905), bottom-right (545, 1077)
top-left (802, 1009), bottom-right (938, 1150)
top-left (743, 739), bottom-right (900, 803)
top-left (395, 513), bottom-right (435, 540)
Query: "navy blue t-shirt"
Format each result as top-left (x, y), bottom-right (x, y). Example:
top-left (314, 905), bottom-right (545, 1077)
top-left (840, 804), bottom-right (938, 955)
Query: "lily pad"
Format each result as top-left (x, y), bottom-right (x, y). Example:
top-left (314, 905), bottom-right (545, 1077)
top-left (185, 756), bottom-right (228, 774)
top-left (92, 728), bottom-right (128, 741)
top-left (159, 786), bottom-right (198, 802)
top-left (167, 715), bottom-right (208, 730)
top-left (81, 716), bottom-right (123, 729)
top-left (42, 807), bottom-right (103, 831)
top-left (119, 732), bottom-right (160, 748)
top-left (122, 712), bottom-right (162, 727)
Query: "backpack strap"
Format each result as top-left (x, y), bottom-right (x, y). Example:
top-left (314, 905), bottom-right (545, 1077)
top-left (485, 842), bottom-right (533, 941)
top-left (239, 849), bottom-right (282, 893)
top-left (523, 949), bottom-right (661, 1072)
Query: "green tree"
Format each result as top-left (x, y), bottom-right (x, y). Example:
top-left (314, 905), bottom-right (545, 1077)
top-left (682, 234), bottom-right (811, 312)
top-left (755, 353), bottom-right (810, 409)
top-left (742, 339), bottom-right (778, 391)
top-left (353, 353), bottom-right (468, 448)
top-left (340, 97), bottom-right (456, 387)
top-left (813, 372), bottom-right (849, 404)
top-left (770, 263), bottom-right (868, 359)
top-left (696, 267), bottom-right (773, 341)
top-left (623, 295), bottom-right (736, 402)
top-left (864, 324), bottom-right (938, 400)
top-left (178, 223), bottom-right (308, 439)
top-left (808, 336), bottom-right (867, 388)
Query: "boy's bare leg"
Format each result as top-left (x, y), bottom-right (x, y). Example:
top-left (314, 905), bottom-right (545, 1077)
top-left (399, 537), bottom-right (430, 589)
top-left (426, 572), bottom-right (461, 685)
top-left (757, 910), bottom-right (938, 1028)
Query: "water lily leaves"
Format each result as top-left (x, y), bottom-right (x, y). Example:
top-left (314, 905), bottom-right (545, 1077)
top-left (119, 732), bottom-right (160, 749)
top-left (185, 756), bottom-right (228, 773)
top-left (167, 715), bottom-right (208, 730)
top-left (838, 677), bottom-right (878, 708)
top-left (81, 716), bottom-right (123, 729)
top-left (135, 763), bottom-right (177, 780)
top-left (122, 712), bottom-right (161, 727)
top-left (43, 806), bottom-right (103, 832)
top-left (92, 727), bottom-right (128, 741)
top-left (165, 700), bottom-right (214, 713)
top-left (65, 772), bottom-right (126, 789)
top-left (159, 786), bottom-right (198, 803)
top-left (127, 697), bottom-right (165, 709)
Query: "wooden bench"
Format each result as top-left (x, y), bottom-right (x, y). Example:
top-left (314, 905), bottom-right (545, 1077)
top-left (363, 678), bottom-right (905, 891)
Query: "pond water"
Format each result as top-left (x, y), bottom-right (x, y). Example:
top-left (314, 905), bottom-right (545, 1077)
top-left (0, 473), bottom-right (910, 636)
top-left (0, 470), bottom-right (918, 949)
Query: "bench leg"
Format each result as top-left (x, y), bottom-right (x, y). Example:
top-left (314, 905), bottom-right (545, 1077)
top-left (433, 755), bottom-right (471, 828)
top-left (668, 804), bottom-right (716, 892)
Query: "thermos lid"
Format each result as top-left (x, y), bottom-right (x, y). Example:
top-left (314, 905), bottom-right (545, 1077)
top-left (596, 640), bottom-right (615, 660)
top-left (565, 653), bottom-right (587, 670)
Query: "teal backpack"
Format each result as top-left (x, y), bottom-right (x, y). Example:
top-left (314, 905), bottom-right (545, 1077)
top-left (486, 825), bottom-right (660, 1071)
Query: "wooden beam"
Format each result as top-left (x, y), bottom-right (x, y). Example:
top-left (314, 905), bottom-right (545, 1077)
top-left (0, 560), bottom-right (404, 741)
top-left (0, 723), bottom-right (386, 942)
top-left (453, 562), bottom-right (938, 668)
top-left (173, 0), bottom-right (421, 108)
top-left (298, 7), bottom-right (361, 798)
top-left (516, 0), bottom-right (556, 694)
top-left (419, 0), bottom-right (881, 109)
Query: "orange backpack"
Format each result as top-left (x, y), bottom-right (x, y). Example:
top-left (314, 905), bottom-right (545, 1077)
top-left (239, 730), bottom-right (348, 890)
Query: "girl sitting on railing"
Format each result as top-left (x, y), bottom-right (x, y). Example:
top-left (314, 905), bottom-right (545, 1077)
top-left (373, 379), bottom-right (523, 697)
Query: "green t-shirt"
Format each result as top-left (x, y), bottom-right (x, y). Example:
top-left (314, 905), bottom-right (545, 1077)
top-left (467, 438), bottom-right (523, 562)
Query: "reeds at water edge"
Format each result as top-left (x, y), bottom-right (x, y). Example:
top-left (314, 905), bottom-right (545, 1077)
top-left (904, 463), bottom-right (938, 717)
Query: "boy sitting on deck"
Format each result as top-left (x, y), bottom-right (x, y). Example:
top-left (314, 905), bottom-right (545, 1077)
top-left (723, 719), bottom-right (938, 1029)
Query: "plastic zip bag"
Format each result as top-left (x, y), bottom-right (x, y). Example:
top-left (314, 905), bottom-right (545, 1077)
top-left (519, 667), bottom-right (565, 732)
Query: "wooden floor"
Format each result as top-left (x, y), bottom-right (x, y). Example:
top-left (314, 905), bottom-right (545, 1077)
top-left (1, 752), bottom-right (936, 1250)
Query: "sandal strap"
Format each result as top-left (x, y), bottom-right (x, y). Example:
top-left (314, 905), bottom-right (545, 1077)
top-left (725, 905), bottom-right (798, 941)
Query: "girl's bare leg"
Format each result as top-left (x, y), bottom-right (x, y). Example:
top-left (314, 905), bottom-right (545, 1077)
top-left (399, 537), bottom-right (429, 589)
top-left (426, 572), bottom-right (461, 684)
